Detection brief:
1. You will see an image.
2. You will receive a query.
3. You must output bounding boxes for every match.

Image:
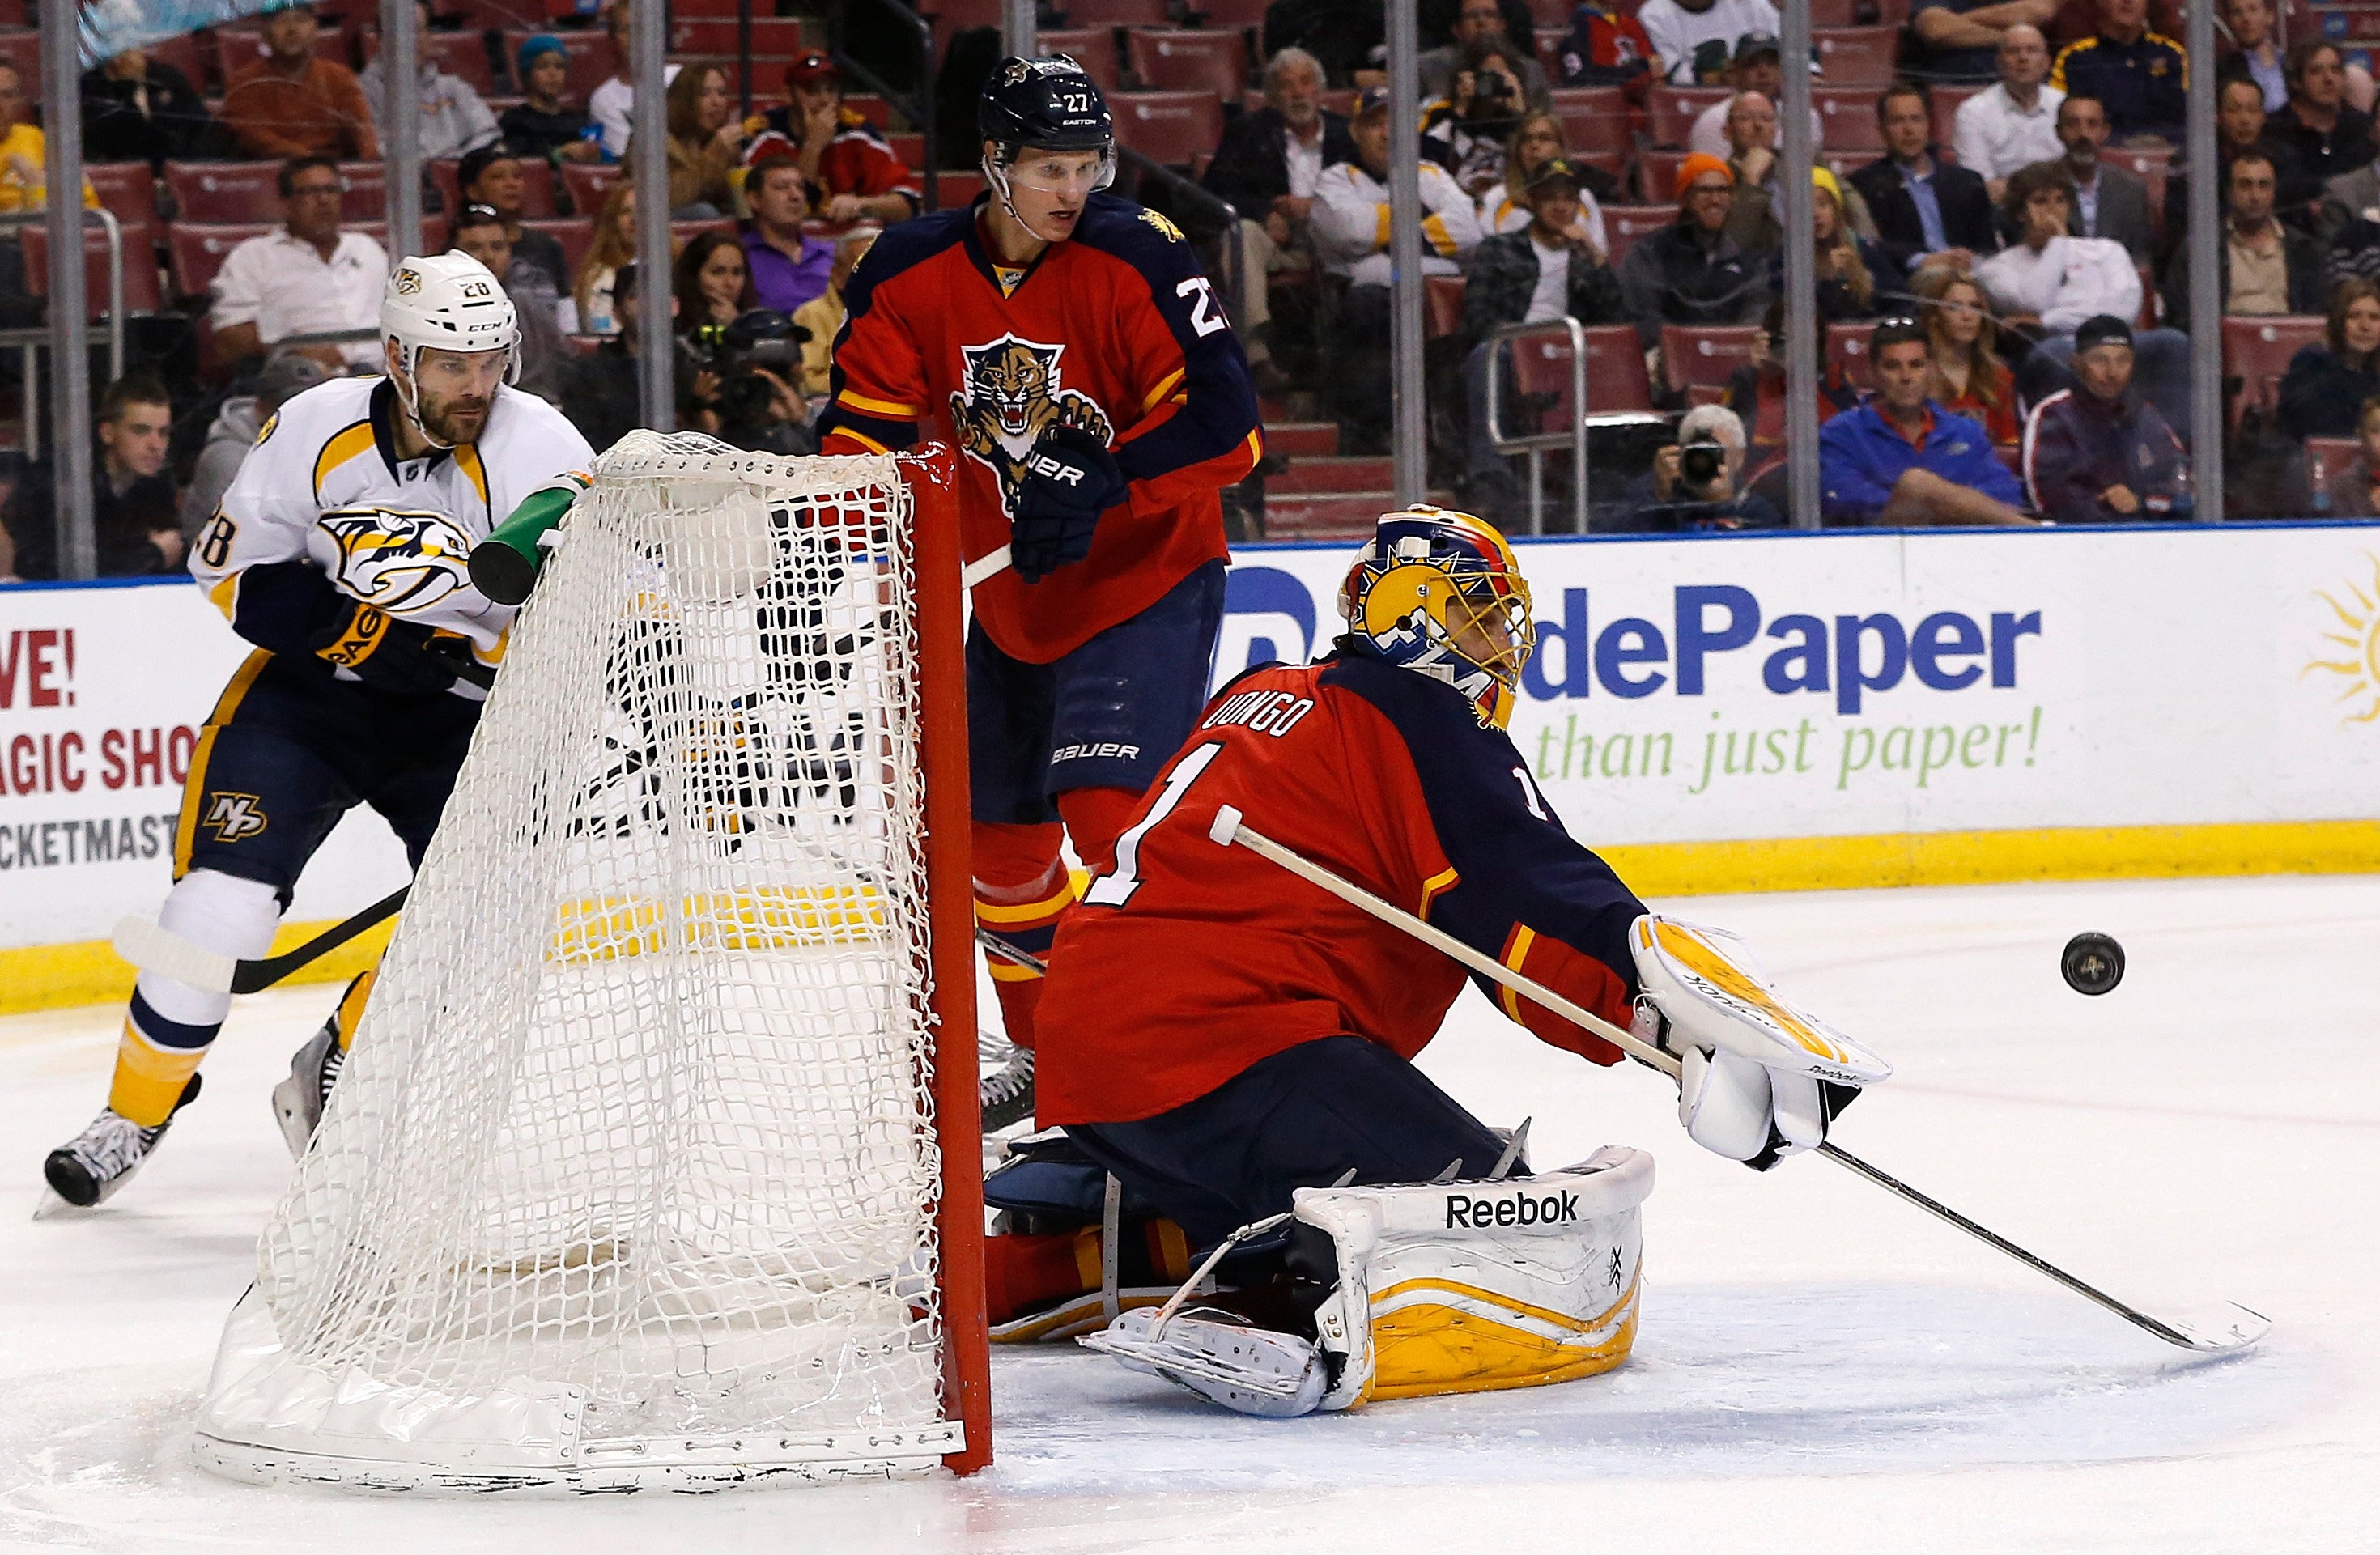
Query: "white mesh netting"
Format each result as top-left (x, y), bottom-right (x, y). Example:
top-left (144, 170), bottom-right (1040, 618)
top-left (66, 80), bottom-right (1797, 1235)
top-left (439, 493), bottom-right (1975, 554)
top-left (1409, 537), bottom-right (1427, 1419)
top-left (193, 434), bottom-right (963, 1490)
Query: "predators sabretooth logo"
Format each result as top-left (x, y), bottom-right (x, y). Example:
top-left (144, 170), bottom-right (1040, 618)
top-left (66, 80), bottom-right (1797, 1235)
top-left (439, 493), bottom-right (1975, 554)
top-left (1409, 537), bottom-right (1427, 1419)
top-left (319, 508), bottom-right (475, 614)
top-left (951, 335), bottom-right (1114, 513)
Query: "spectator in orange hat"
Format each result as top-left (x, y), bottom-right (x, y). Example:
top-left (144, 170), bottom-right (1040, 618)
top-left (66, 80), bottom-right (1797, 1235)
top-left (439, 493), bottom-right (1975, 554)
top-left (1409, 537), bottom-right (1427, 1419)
top-left (1617, 151), bottom-right (1767, 348)
top-left (762, 49), bottom-right (920, 224)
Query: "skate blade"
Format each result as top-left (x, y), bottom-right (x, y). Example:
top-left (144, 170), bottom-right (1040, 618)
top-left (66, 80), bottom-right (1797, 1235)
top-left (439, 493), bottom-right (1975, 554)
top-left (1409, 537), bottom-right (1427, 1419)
top-left (270, 1073), bottom-right (312, 1161)
top-left (1079, 1328), bottom-right (1311, 1399)
top-left (32, 1187), bottom-right (84, 1221)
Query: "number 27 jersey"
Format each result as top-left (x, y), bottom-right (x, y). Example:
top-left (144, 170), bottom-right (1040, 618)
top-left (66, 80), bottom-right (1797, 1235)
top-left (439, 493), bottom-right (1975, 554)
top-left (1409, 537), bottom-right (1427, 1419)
top-left (1033, 649), bottom-right (1651, 1126)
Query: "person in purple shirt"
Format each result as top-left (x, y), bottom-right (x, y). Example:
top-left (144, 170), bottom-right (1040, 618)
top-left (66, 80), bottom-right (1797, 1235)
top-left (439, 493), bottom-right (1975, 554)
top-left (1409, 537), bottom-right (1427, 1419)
top-left (739, 147), bottom-right (835, 315)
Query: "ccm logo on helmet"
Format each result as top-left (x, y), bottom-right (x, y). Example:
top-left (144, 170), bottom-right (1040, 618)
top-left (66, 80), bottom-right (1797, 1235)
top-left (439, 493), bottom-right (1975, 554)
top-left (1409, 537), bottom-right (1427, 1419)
top-left (1446, 1190), bottom-right (1580, 1228)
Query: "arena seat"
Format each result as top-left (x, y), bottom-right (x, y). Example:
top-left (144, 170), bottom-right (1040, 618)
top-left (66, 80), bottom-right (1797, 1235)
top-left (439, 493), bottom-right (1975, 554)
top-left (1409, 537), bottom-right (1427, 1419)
top-left (1127, 28), bottom-right (1248, 98)
top-left (1660, 323), bottom-right (1762, 393)
top-left (2221, 314), bottom-right (2326, 431)
top-left (559, 160), bottom-right (625, 216)
top-left (1425, 275), bottom-right (1467, 340)
top-left (1636, 150), bottom-right (1690, 205)
top-left (1931, 83), bottom-right (1987, 156)
top-left (361, 27), bottom-right (497, 94)
top-left (1814, 88), bottom-right (1889, 154)
top-left (1111, 91), bottom-right (1225, 169)
top-left (1065, 0), bottom-right (1171, 24)
top-left (1813, 26), bottom-right (1900, 87)
top-left (1186, 0), bottom-right (1270, 27)
top-left (1600, 204), bottom-right (1676, 266)
top-left (18, 220), bottom-right (163, 317)
top-left (85, 164), bottom-right (160, 225)
top-left (2102, 142), bottom-right (2172, 243)
top-left (1647, 85), bottom-right (1728, 149)
top-left (1521, 321), bottom-right (1656, 417)
top-left (165, 161), bottom-right (285, 223)
top-left (1549, 87), bottom-right (1631, 158)
top-left (521, 215), bottom-right (595, 274)
top-left (1038, 28), bottom-right (1124, 95)
top-left (1828, 320), bottom-right (1873, 389)
top-left (669, 17), bottom-right (810, 57)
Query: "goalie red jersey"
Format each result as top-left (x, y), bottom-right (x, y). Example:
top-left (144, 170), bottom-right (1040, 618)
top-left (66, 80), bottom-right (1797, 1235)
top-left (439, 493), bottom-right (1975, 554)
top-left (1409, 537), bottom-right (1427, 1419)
top-left (1034, 647), bottom-right (1650, 1125)
top-left (818, 191), bottom-right (1264, 663)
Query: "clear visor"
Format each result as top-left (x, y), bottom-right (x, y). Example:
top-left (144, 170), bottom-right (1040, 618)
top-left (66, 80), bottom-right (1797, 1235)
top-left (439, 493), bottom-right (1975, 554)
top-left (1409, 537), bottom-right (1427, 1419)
top-left (999, 146), bottom-right (1115, 197)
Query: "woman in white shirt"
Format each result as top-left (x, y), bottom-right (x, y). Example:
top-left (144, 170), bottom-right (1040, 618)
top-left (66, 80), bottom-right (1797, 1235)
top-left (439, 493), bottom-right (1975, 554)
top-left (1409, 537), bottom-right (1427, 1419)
top-left (1477, 111), bottom-right (1608, 259)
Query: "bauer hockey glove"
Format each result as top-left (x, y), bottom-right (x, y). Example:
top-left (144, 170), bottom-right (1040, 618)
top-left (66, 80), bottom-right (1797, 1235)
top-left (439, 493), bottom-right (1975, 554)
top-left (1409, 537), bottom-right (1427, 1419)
top-left (310, 598), bottom-right (495, 695)
top-left (1629, 916), bottom-right (1892, 1171)
top-left (1009, 426), bottom-right (1128, 583)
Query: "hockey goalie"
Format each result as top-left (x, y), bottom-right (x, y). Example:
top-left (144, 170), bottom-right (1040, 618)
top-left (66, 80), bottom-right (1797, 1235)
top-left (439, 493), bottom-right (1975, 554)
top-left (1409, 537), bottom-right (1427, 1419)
top-left (985, 507), bottom-right (1890, 1416)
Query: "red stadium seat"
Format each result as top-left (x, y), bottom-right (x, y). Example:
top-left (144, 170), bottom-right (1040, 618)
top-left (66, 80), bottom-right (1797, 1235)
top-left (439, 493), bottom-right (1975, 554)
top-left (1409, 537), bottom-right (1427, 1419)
top-left (1506, 322), bottom-right (1656, 426)
top-left (934, 171), bottom-right (988, 207)
top-left (559, 160), bottom-right (626, 217)
top-left (19, 220), bottom-right (163, 317)
top-left (336, 161), bottom-right (388, 222)
top-left (1660, 323), bottom-right (1761, 393)
top-left (168, 220), bottom-right (274, 299)
top-left (1523, 0), bottom-right (1573, 23)
top-left (887, 131), bottom-right (926, 168)
top-left (448, 0), bottom-right (572, 28)
top-left (2136, 263), bottom-right (2157, 329)
top-left (1038, 28), bottom-right (1124, 95)
top-left (843, 93), bottom-right (895, 126)
top-left (502, 28), bottom-right (612, 101)
top-left (1187, 0), bottom-right (1271, 25)
top-left (1535, 28), bottom-right (1565, 79)
top-left (1127, 28), bottom-right (1249, 99)
top-left (1813, 26), bottom-right (1899, 87)
top-left (362, 27), bottom-right (497, 94)
top-left (147, 31), bottom-right (212, 94)
top-left (2305, 435), bottom-right (2360, 482)
top-left (1814, 87), bottom-right (1889, 154)
top-left (215, 23), bottom-right (351, 83)
top-left (521, 215), bottom-right (595, 275)
top-left (1636, 149), bottom-right (1689, 205)
top-left (1425, 274), bottom-right (1467, 339)
top-left (86, 164), bottom-right (160, 225)
top-left (1067, 0), bottom-right (1171, 24)
top-left (1647, 85), bottom-right (1728, 149)
top-left (1600, 204), bottom-right (1675, 266)
top-left (2102, 142), bottom-right (2171, 242)
top-left (165, 160), bottom-right (285, 223)
top-left (1931, 83), bottom-right (1987, 156)
top-left (669, 17), bottom-right (810, 57)
top-left (1570, 149), bottom-right (1628, 187)
top-left (1808, 0), bottom-right (1864, 23)
top-left (2221, 314), bottom-right (2326, 430)
top-left (0, 28), bottom-right (39, 101)
top-left (1111, 91), bottom-right (1225, 169)
top-left (1549, 87), bottom-right (1630, 158)
top-left (1828, 320), bottom-right (1874, 389)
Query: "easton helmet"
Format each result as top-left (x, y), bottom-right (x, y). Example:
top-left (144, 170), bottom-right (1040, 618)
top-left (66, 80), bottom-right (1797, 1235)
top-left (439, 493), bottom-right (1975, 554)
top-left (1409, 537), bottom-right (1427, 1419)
top-left (979, 55), bottom-right (1116, 238)
top-left (1338, 508), bottom-right (1536, 730)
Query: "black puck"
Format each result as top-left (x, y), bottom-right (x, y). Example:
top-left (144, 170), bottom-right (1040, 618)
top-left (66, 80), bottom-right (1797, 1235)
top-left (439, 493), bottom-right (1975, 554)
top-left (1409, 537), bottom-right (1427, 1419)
top-left (2061, 933), bottom-right (2125, 996)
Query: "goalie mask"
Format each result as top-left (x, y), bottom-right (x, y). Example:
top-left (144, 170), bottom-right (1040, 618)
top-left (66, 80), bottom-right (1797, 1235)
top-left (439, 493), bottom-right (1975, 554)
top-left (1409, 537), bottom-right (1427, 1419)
top-left (980, 55), bottom-right (1116, 241)
top-left (382, 252), bottom-right (521, 448)
top-left (1339, 507), bottom-right (1536, 730)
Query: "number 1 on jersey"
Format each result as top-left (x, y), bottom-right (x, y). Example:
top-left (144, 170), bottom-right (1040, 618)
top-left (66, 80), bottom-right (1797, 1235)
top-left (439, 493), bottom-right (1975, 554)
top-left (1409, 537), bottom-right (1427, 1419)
top-left (1084, 741), bottom-right (1224, 908)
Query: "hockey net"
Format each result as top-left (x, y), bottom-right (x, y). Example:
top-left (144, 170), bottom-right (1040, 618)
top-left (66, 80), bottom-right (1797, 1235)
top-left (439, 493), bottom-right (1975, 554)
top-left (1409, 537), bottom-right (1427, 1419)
top-left (193, 434), bottom-right (988, 1493)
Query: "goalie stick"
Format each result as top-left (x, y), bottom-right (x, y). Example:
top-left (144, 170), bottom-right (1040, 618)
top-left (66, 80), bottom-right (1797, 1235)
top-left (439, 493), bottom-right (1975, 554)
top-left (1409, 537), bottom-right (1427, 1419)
top-left (1203, 805), bottom-right (2272, 1357)
top-left (111, 887), bottom-right (410, 996)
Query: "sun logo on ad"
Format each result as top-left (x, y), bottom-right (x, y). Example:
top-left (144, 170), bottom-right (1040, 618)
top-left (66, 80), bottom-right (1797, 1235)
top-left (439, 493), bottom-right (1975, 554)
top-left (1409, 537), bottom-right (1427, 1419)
top-left (2306, 552), bottom-right (2380, 724)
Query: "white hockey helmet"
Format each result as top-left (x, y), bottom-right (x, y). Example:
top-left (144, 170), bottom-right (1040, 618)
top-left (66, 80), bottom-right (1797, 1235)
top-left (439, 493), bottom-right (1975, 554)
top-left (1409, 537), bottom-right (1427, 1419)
top-left (382, 252), bottom-right (521, 388)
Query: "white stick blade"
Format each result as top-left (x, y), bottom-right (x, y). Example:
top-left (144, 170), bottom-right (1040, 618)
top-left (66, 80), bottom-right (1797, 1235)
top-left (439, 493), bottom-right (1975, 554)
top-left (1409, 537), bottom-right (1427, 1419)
top-left (1208, 805), bottom-right (1243, 846)
top-left (2166, 1302), bottom-right (2272, 1353)
top-left (110, 916), bottom-right (236, 994)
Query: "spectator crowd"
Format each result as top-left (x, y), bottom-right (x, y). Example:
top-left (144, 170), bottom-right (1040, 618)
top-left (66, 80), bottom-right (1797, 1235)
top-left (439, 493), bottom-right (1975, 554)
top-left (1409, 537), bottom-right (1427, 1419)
top-left (8, 0), bottom-right (2380, 581)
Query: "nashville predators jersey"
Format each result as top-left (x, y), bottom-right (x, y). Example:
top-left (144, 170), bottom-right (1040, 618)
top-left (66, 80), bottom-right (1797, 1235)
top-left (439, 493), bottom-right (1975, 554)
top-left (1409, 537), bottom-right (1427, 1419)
top-left (818, 191), bottom-right (1264, 665)
top-left (191, 376), bottom-right (595, 665)
top-left (1033, 647), bottom-right (1649, 1127)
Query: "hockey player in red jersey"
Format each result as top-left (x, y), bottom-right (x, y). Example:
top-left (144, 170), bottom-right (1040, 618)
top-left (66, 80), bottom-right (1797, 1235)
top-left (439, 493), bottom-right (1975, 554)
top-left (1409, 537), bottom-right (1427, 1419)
top-left (1018, 508), bottom-right (1889, 1414)
top-left (817, 55), bottom-right (1262, 1067)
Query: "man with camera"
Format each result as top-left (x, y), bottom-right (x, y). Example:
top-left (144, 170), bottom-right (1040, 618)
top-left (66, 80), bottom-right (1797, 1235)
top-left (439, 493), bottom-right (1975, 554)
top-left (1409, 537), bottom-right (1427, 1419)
top-left (682, 308), bottom-right (814, 456)
top-left (1423, 36), bottom-right (1536, 198)
top-left (1621, 405), bottom-right (1783, 529)
top-left (1420, 0), bottom-right (1554, 112)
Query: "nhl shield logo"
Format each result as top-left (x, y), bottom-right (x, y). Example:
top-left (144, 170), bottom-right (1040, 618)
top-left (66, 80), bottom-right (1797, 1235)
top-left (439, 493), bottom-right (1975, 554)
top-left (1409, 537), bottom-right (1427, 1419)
top-left (950, 334), bottom-right (1116, 512)
top-left (320, 508), bottom-right (477, 614)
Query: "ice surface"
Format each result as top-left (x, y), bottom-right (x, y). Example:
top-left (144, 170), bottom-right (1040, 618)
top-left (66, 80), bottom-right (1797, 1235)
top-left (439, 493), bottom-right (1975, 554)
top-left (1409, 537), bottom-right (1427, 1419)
top-left (3, 875), bottom-right (2377, 1553)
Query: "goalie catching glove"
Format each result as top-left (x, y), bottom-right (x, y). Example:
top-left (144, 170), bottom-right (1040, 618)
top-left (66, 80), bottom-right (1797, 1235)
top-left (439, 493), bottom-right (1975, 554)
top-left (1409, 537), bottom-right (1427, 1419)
top-left (1628, 916), bottom-right (1890, 1169)
top-left (1009, 425), bottom-right (1128, 582)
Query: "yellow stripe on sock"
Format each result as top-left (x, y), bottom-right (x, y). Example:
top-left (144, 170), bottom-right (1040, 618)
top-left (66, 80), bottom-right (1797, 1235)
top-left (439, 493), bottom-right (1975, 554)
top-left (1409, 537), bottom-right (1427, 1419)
top-left (108, 1021), bottom-right (206, 1128)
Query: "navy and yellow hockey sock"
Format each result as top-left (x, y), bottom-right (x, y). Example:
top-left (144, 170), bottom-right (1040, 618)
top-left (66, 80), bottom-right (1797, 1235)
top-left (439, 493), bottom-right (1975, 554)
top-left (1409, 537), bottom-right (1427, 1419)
top-left (108, 991), bottom-right (219, 1128)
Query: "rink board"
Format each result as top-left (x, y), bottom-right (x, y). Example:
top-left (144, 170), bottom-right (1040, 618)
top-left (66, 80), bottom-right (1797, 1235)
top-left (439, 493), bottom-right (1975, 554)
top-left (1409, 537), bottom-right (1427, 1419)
top-left (5, 523), bottom-right (2380, 1001)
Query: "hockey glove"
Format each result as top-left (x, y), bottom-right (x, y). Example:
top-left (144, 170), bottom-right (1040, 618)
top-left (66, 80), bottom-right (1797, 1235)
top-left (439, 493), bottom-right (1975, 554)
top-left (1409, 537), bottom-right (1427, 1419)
top-left (309, 598), bottom-right (493, 695)
top-left (1009, 426), bottom-right (1128, 583)
top-left (1629, 916), bottom-right (1891, 1171)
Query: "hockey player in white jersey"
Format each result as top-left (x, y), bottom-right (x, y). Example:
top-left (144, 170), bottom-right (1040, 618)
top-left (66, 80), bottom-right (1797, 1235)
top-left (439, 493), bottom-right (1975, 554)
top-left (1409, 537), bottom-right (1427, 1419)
top-left (40, 253), bottom-right (596, 1210)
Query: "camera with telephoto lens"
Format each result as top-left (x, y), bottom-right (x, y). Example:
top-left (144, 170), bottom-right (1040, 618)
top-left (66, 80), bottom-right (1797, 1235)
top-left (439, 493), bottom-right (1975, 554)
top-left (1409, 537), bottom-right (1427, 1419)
top-left (1679, 436), bottom-right (1728, 491)
top-left (684, 309), bottom-right (813, 452)
top-left (1464, 69), bottom-right (1519, 124)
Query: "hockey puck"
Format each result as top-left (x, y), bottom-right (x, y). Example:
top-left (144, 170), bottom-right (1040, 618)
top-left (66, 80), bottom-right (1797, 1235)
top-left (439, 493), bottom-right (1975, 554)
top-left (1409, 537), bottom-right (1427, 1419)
top-left (2060, 933), bottom-right (2125, 996)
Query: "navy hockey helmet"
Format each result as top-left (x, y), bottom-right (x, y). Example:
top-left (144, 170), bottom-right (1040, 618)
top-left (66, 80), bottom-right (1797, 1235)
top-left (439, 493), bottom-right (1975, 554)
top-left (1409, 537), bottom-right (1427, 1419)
top-left (979, 55), bottom-right (1116, 236)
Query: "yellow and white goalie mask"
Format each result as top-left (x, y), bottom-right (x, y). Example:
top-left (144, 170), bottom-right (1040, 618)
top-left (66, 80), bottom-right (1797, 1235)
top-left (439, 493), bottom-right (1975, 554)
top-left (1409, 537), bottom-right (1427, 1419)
top-left (1082, 1149), bottom-right (1653, 1417)
top-left (1338, 507), bottom-right (1535, 729)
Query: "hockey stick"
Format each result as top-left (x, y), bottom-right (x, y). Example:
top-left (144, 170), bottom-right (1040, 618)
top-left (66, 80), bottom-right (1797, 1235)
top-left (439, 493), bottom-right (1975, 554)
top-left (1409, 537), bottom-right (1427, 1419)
top-left (110, 887), bottom-right (410, 996)
top-left (975, 926), bottom-right (1048, 975)
top-left (1204, 805), bottom-right (2271, 1355)
top-left (961, 545), bottom-right (1011, 589)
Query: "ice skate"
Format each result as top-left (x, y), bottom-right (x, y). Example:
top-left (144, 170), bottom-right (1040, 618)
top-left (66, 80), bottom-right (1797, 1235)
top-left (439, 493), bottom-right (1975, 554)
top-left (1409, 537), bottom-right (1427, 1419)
top-left (980, 1031), bottom-right (1036, 1134)
top-left (38, 1075), bottom-right (202, 1214)
top-left (270, 1018), bottom-right (346, 1159)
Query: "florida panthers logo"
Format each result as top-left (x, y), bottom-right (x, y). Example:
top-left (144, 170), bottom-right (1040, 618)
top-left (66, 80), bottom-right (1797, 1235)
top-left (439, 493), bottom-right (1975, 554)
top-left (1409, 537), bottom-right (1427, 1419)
top-left (950, 335), bottom-right (1114, 512)
top-left (319, 508), bottom-right (476, 614)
